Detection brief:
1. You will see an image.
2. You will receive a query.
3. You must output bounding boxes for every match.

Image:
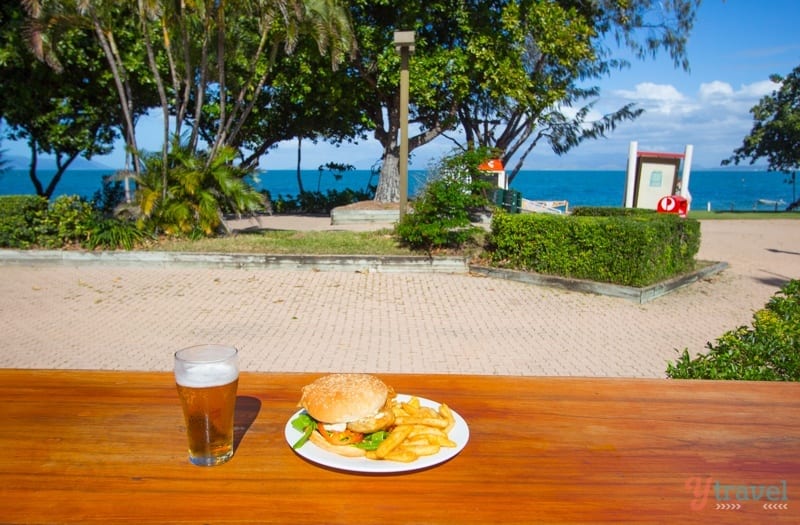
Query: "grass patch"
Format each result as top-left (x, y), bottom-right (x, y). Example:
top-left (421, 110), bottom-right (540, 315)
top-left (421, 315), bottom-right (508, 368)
top-left (688, 210), bottom-right (800, 220)
top-left (151, 228), bottom-right (417, 256)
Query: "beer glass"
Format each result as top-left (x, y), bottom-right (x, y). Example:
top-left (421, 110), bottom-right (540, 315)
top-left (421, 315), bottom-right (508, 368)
top-left (174, 345), bottom-right (239, 466)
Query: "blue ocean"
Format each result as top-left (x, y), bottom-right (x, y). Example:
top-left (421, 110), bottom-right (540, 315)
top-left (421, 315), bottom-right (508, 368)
top-left (0, 167), bottom-right (794, 212)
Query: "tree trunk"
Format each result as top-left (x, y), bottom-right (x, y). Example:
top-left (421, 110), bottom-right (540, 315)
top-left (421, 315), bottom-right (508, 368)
top-left (374, 151), bottom-right (400, 203)
top-left (296, 137), bottom-right (305, 194)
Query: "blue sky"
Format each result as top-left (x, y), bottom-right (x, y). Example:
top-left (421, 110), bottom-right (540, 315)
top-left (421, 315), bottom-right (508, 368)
top-left (7, 0), bottom-right (800, 171)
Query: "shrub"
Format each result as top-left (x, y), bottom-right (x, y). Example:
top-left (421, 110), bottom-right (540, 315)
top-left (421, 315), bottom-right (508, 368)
top-left (137, 142), bottom-right (264, 236)
top-left (667, 280), bottom-right (800, 380)
top-left (270, 187), bottom-right (375, 215)
top-left (0, 194), bottom-right (146, 250)
top-left (85, 218), bottom-right (149, 250)
top-left (394, 150), bottom-right (493, 253)
top-left (487, 210), bottom-right (700, 287)
top-left (33, 195), bottom-right (99, 248)
top-left (0, 195), bottom-right (48, 248)
top-left (92, 177), bottom-right (129, 217)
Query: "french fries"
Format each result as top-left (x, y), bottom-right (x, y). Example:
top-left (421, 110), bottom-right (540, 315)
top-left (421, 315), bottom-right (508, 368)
top-left (365, 396), bottom-right (458, 463)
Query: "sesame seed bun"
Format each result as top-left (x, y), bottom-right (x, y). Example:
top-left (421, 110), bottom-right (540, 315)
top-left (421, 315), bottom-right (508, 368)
top-left (299, 373), bottom-right (392, 425)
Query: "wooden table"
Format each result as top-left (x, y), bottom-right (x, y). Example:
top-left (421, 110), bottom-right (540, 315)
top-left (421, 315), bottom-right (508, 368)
top-left (0, 370), bottom-right (797, 524)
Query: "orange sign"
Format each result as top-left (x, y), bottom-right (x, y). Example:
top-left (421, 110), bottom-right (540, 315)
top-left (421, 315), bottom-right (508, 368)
top-left (478, 159), bottom-right (504, 172)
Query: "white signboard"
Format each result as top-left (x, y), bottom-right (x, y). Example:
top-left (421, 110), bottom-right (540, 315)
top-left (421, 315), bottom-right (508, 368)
top-left (633, 157), bottom-right (681, 209)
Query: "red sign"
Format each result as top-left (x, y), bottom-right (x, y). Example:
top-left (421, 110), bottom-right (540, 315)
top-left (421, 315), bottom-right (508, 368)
top-left (657, 195), bottom-right (688, 217)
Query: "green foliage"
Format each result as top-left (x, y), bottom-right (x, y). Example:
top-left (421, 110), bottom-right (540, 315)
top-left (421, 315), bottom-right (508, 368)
top-left (487, 211), bottom-right (700, 287)
top-left (570, 206), bottom-right (657, 217)
top-left (84, 218), bottom-right (148, 251)
top-left (723, 63), bottom-right (800, 210)
top-left (137, 142), bottom-right (265, 237)
top-left (0, 2), bottom-right (139, 198)
top-left (273, 187), bottom-right (375, 215)
top-left (91, 178), bottom-right (129, 217)
top-left (394, 150), bottom-right (493, 253)
top-left (0, 194), bottom-right (147, 251)
top-left (32, 195), bottom-right (98, 248)
top-left (667, 280), bottom-right (800, 381)
top-left (0, 195), bottom-right (49, 248)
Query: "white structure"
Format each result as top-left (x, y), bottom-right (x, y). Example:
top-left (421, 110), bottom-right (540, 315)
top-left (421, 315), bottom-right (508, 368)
top-left (624, 142), bottom-right (693, 212)
top-left (478, 159), bottom-right (508, 190)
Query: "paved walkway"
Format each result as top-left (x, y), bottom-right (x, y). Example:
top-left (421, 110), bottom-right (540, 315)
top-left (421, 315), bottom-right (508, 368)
top-left (0, 218), bottom-right (797, 377)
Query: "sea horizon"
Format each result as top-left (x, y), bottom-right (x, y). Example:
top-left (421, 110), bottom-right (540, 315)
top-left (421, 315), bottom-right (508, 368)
top-left (1, 167), bottom-right (795, 212)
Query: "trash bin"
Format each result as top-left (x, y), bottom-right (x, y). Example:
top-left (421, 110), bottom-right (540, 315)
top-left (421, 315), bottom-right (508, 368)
top-left (657, 195), bottom-right (688, 218)
top-left (494, 189), bottom-right (522, 214)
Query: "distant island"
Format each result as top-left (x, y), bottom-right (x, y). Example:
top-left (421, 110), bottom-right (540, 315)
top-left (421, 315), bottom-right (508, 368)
top-left (5, 155), bottom-right (115, 171)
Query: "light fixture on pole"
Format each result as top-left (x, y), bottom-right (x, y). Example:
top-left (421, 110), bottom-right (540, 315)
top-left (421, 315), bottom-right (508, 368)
top-left (394, 31), bottom-right (415, 219)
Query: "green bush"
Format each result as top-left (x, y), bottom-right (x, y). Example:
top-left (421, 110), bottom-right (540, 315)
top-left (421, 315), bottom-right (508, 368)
top-left (395, 150), bottom-right (493, 253)
top-left (0, 195), bottom-right (48, 248)
top-left (85, 218), bottom-right (149, 250)
top-left (32, 195), bottom-right (99, 248)
top-left (274, 188), bottom-right (375, 214)
top-left (487, 210), bottom-right (700, 287)
top-left (570, 206), bottom-right (657, 217)
top-left (667, 280), bottom-right (800, 380)
top-left (0, 194), bottom-right (146, 250)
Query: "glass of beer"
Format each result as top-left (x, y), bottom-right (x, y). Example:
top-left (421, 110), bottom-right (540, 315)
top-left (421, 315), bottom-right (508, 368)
top-left (174, 344), bottom-right (239, 466)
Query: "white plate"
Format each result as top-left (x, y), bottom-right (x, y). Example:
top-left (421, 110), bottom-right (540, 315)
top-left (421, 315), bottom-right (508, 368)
top-left (285, 394), bottom-right (469, 473)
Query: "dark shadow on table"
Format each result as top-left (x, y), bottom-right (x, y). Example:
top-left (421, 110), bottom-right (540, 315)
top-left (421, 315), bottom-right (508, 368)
top-left (234, 396), bottom-right (261, 452)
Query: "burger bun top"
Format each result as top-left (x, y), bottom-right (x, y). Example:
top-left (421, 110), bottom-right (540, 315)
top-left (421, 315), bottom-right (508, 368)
top-left (299, 373), bottom-right (392, 424)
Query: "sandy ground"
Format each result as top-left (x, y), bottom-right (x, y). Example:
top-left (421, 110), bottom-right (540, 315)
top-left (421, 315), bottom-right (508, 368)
top-left (0, 218), bottom-right (797, 377)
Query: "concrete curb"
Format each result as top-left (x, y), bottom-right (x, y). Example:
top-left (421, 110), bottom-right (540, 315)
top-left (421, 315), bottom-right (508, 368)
top-left (469, 260), bottom-right (729, 303)
top-left (0, 249), bottom-right (728, 301)
top-left (330, 208), bottom-right (399, 225)
top-left (0, 249), bottom-right (469, 274)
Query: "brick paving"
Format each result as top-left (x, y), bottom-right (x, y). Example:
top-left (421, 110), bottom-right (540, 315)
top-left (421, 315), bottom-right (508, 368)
top-left (0, 218), bottom-right (797, 377)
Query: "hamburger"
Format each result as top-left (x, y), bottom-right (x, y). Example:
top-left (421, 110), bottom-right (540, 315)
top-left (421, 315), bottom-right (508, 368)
top-left (293, 373), bottom-right (396, 457)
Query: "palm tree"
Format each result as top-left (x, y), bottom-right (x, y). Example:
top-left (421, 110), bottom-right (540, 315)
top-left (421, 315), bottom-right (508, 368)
top-left (137, 138), bottom-right (264, 236)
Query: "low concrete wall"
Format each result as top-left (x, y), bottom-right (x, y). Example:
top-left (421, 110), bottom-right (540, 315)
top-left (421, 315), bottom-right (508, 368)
top-left (469, 261), bottom-right (729, 304)
top-left (0, 249), bottom-right (468, 274)
top-left (330, 208), bottom-right (399, 225)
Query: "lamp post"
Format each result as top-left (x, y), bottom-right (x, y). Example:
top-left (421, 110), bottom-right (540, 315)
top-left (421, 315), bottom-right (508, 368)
top-left (394, 31), bottom-right (415, 219)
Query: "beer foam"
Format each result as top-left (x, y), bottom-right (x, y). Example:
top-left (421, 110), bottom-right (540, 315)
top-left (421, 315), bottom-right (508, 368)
top-left (175, 361), bottom-right (238, 388)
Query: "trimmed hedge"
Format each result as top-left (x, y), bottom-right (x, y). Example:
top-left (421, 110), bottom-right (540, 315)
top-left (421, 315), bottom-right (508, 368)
top-left (487, 209), bottom-right (700, 287)
top-left (667, 280), bottom-right (800, 381)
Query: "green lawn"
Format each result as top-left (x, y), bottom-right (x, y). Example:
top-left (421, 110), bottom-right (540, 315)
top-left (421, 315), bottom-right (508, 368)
top-left (153, 228), bottom-right (417, 256)
top-left (688, 210), bottom-right (800, 220)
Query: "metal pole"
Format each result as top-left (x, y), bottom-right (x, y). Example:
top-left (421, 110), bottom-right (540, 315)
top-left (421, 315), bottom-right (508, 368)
top-left (399, 47), bottom-right (410, 219)
top-left (394, 31), bottom-right (414, 219)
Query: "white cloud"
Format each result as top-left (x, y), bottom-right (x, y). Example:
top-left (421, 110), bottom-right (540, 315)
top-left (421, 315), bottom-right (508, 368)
top-left (739, 79), bottom-right (780, 98)
top-left (561, 77), bottom-right (782, 169)
top-left (613, 82), bottom-right (694, 116)
top-left (698, 81), bottom-right (734, 99)
top-left (617, 82), bottom-right (685, 102)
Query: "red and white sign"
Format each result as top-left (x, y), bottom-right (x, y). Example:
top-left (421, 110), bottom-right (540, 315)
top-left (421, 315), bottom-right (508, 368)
top-left (657, 195), bottom-right (688, 217)
top-left (478, 159), bottom-right (504, 172)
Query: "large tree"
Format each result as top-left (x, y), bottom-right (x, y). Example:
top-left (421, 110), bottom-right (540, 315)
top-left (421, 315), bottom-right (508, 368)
top-left (0, 1), bottom-right (133, 198)
top-left (723, 64), bottom-right (800, 210)
top-left (343, 0), bottom-right (700, 202)
top-left (24, 0), bottom-right (355, 176)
